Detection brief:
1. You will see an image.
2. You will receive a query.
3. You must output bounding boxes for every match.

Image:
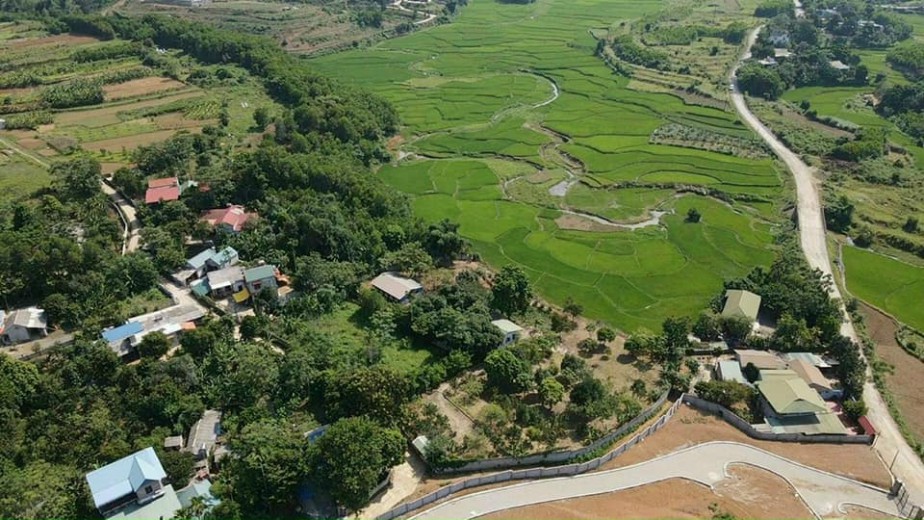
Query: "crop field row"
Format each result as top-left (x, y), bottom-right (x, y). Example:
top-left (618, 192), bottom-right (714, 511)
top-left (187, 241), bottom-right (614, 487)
top-left (0, 28), bottom-right (279, 180)
top-left (844, 246), bottom-right (924, 333)
top-left (313, 0), bottom-right (781, 330)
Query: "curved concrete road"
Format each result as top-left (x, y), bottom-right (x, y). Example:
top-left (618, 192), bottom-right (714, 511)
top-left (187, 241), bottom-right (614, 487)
top-left (730, 28), bottom-right (924, 505)
top-left (409, 442), bottom-right (899, 520)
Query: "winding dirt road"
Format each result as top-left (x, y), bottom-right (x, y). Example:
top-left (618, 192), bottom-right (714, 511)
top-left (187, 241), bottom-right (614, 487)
top-left (731, 27), bottom-right (924, 506)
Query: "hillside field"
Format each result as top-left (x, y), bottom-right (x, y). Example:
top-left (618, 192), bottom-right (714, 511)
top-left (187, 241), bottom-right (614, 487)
top-left (843, 246), bottom-right (924, 333)
top-left (313, 0), bottom-right (781, 331)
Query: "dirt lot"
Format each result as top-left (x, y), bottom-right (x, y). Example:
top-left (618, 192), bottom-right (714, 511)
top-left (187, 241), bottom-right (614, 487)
top-left (481, 464), bottom-right (814, 520)
top-left (602, 405), bottom-right (892, 488)
top-left (153, 113), bottom-right (216, 130)
top-left (861, 302), bottom-right (924, 443)
top-left (6, 33), bottom-right (100, 49)
top-left (54, 91), bottom-right (202, 127)
top-left (83, 127), bottom-right (203, 152)
top-left (103, 77), bottom-right (187, 100)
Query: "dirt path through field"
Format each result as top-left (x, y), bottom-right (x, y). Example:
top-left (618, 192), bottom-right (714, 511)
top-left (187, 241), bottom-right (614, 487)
top-left (426, 383), bottom-right (475, 440)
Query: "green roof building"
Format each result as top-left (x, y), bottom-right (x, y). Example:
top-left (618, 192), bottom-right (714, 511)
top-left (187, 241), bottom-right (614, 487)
top-left (757, 377), bottom-right (827, 415)
top-left (721, 289), bottom-right (762, 321)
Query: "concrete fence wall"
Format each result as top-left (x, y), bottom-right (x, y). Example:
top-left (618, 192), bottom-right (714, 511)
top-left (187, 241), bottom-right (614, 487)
top-left (681, 395), bottom-right (874, 444)
top-left (376, 396), bottom-right (683, 520)
top-left (434, 390), bottom-right (670, 475)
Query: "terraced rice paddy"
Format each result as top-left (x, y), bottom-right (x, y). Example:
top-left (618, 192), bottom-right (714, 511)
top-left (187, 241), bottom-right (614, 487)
top-left (0, 22), bottom-right (277, 171)
top-left (843, 246), bottom-right (924, 333)
top-left (314, 0), bottom-right (782, 331)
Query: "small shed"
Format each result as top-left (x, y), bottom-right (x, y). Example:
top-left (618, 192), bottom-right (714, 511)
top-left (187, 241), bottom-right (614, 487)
top-left (491, 319), bottom-right (524, 346)
top-left (716, 360), bottom-right (747, 384)
top-left (164, 435), bottom-right (184, 451)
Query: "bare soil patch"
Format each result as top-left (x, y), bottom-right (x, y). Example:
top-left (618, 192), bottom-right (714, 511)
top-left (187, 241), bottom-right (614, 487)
top-left (601, 405), bottom-right (892, 488)
top-left (481, 465), bottom-right (812, 520)
top-left (861, 302), bottom-right (924, 443)
top-left (103, 77), bottom-right (187, 101)
top-left (153, 113), bottom-right (216, 130)
top-left (555, 214), bottom-right (616, 233)
top-left (55, 92), bottom-right (202, 127)
top-left (100, 162), bottom-right (125, 175)
top-left (83, 127), bottom-right (202, 152)
top-left (6, 34), bottom-right (99, 49)
top-left (841, 504), bottom-right (897, 519)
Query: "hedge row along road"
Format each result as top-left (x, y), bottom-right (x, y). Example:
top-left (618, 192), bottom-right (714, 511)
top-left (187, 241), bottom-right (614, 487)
top-left (731, 26), bottom-right (924, 505)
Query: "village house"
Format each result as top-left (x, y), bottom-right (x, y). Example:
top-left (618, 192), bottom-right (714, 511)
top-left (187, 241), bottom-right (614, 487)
top-left (202, 266), bottom-right (246, 299)
top-left (101, 305), bottom-right (204, 357)
top-left (243, 264), bottom-right (278, 295)
top-left (735, 349), bottom-right (786, 371)
top-left (0, 307), bottom-right (48, 345)
top-left (144, 177), bottom-right (181, 205)
top-left (491, 319), bottom-right (524, 346)
top-left (186, 410), bottom-right (222, 462)
top-left (721, 289), bottom-right (762, 323)
top-left (788, 357), bottom-right (842, 399)
top-left (370, 272), bottom-right (423, 303)
top-left (173, 247), bottom-right (239, 286)
top-left (200, 205), bottom-right (257, 234)
top-left (86, 447), bottom-right (217, 520)
top-left (86, 447), bottom-right (180, 519)
top-left (756, 372), bottom-right (846, 435)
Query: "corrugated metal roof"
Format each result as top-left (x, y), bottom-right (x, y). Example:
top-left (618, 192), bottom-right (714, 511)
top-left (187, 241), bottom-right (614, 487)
top-left (86, 447), bottom-right (166, 509)
top-left (102, 322), bottom-right (144, 344)
top-left (243, 264), bottom-right (276, 282)
top-left (187, 247), bottom-right (218, 270)
top-left (722, 289), bottom-right (761, 320)
top-left (491, 319), bottom-right (523, 334)
top-left (371, 272), bottom-right (422, 301)
top-left (717, 360), bottom-right (746, 384)
top-left (758, 377), bottom-right (827, 415)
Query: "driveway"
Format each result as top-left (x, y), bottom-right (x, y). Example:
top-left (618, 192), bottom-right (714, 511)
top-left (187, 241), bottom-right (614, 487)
top-left (730, 28), bottom-right (924, 504)
top-left (409, 442), bottom-right (899, 520)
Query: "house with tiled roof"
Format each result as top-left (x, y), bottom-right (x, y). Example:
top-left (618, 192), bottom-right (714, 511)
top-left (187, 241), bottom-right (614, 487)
top-left (200, 205), bottom-right (257, 233)
top-left (144, 177), bottom-right (180, 205)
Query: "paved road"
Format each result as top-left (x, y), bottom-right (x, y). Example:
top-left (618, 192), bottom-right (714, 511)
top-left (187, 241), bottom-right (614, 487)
top-left (730, 28), bottom-right (924, 505)
top-left (409, 442), bottom-right (899, 520)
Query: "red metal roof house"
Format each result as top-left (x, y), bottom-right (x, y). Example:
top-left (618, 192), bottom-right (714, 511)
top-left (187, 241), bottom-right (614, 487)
top-left (145, 177), bottom-right (180, 205)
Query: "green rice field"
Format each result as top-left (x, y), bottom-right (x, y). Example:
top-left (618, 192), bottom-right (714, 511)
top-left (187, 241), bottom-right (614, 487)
top-left (843, 246), bottom-right (924, 333)
top-left (313, 0), bottom-right (782, 331)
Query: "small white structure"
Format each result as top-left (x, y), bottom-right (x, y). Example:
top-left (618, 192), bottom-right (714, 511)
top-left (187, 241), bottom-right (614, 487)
top-left (1, 307), bottom-right (48, 345)
top-left (830, 60), bottom-right (850, 71)
top-left (491, 319), bottom-right (523, 346)
top-left (370, 272), bottom-right (423, 303)
top-left (0, 118), bottom-right (6, 130)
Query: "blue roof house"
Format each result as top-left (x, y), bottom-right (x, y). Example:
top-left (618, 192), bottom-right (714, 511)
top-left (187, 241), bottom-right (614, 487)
top-left (86, 447), bottom-right (183, 519)
top-left (101, 322), bottom-right (145, 357)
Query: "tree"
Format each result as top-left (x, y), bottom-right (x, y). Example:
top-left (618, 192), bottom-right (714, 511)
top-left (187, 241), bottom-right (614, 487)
top-left (137, 331), bottom-right (171, 359)
top-left (538, 377), bottom-right (565, 409)
top-left (51, 156), bottom-right (101, 202)
top-left (686, 208), bottom-right (702, 223)
top-left (570, 376), bottom-right (607, 407)
top-left (111, 167), bottom-right (145, 199)
top-left (578, 337), bottom-right (598, 356)
top-left (596, 327), bottom-right (616, 344)
top-left (824, 195), bottom-right (854, 233)
top-left (843, 399), bottom-right (868, 421)
top-left (425, 219), bottom-right (467, 263)
top-left (0, 461), bottom-right (86, 520)
top-left (224, 418), bottom-right (308, 514)
top-left (736, 62), bottom-right (785, 99)
top-left (563, 297), bottom-right (583, 317)
top-left (307, 417), bottom-right (405, 512)
top-left (630, 378), bottom-right (646, 397)
top-left (322, 367), bottom-right (410, 425)
top-left (903, 216), bottom-right (919, 233)
top-left (624, 330), bottom-right (658, 359)
top-left (692, 313), bottom-right (721, 341)
top-left (379, 242), bottom-right (432, 278)
top-left (253, 107), bottom-right (270, 130)
top-left (158, 449), bottom-right (196, 485)
top-left (772, 313), bottom-right (817, 351)
top-left (742, 362), bottom-right (759, 383)
top-left (491, 265), bottom-right (533, 316)
top-left (484, 348), bottom-right (533, 394)
top-left (657, 317), bottom-right (690, 364)
top-left (694, 380), bottom-right (754, 408)
top-left (720, 315), bottom-right (753, 344)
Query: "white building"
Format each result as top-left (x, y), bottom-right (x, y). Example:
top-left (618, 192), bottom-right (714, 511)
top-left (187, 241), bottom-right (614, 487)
top-left (491, 319), bottom-right (524, 346)
top-left (0, 307), bottom-right (48, 345)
